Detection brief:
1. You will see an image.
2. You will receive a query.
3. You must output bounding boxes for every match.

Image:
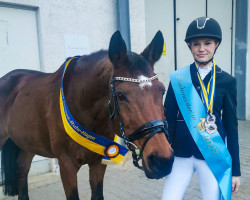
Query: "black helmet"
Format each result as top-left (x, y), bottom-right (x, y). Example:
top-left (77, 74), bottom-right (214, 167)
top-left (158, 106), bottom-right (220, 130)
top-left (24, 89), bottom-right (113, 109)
top-left (185, 17), bottom-right (222, 44)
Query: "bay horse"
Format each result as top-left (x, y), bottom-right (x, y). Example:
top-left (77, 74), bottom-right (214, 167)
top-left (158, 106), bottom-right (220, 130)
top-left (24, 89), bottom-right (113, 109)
top-left (0, 31), bottom-right (174, 200)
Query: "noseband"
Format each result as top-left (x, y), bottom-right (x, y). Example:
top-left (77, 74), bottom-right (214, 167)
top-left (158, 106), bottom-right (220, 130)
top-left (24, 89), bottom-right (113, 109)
top-left (108, 76), bottom-right (169, 170)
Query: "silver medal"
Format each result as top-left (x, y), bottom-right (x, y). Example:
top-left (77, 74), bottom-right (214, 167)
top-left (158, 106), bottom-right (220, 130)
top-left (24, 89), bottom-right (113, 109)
top-left (205, 115), bottom-right (217, 134)
top-left (206, 114), bottom-right (216, 124)
top-left (205, 123), bottom-right (217, 134)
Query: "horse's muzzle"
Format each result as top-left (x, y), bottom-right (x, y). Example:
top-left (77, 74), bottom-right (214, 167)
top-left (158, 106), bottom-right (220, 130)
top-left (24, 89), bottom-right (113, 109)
top-left (143, 152), bottom-right (174, 179)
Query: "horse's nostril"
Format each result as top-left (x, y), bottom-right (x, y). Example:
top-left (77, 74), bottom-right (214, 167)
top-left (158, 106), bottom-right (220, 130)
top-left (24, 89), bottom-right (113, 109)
top-left (148, 153), bottom-right (161, 169)
top-left (147, 153), bottom-right (174, 178)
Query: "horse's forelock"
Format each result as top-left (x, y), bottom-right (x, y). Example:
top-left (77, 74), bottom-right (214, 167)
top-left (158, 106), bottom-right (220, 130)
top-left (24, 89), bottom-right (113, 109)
top-left (127, 52), bottom-right (150, 74)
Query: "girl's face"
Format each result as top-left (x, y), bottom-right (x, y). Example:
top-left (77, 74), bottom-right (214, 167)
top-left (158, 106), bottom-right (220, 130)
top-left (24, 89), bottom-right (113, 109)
top-left (190, 38), bottom-right (219, 63)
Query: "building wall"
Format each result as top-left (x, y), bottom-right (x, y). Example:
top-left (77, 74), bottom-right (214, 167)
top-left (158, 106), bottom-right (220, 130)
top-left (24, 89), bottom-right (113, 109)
top-left (246, 1), bottom-right (250, 120)
top-left (129, 0), bottom-right (146, 53)
top-left (145, 0), bottom-right (175, 88)
top-left (1, 0), bottom-right (117, 72)
top-left (0, 6), bottom-right (41, 76)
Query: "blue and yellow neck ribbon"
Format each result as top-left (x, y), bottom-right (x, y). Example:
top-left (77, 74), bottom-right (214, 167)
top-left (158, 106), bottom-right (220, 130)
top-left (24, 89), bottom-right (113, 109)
top-left (195, 58), bottom-right (216, 116)
top-left (60, 57), bottom-right (129, 164)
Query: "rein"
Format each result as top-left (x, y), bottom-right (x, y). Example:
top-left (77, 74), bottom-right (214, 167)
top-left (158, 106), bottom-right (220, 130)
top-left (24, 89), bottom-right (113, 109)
top-left (108, 77), bottom-right (169, 170)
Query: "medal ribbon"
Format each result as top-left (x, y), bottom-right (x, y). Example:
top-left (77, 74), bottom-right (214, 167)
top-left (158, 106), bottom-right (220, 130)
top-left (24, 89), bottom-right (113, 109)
top-left (60, 57), bottom-right (129, 163)
top-left (195, 58), bottom-right (216, 115)
top-left (170, 65), bottom-right (232, 200)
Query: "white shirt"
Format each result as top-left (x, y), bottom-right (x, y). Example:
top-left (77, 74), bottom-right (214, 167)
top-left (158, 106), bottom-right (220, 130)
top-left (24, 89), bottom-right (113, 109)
top-left (198, 64), bottom-right (213, 80)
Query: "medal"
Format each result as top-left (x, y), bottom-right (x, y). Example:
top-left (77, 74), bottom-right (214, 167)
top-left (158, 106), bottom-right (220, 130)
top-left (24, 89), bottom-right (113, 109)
top-left (205, 123), bottom-right (217, 134)
top-left (206, 114), bottom-right (216, 124)
top-left (195, 58), bottom-right (217, 134)
top-left (204, 114), bottom-right (217, 134)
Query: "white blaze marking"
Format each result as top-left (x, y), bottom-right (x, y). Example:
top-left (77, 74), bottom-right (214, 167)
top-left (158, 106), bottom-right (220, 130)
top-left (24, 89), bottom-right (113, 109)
top-left (138, 75), bottom-right (152, 89)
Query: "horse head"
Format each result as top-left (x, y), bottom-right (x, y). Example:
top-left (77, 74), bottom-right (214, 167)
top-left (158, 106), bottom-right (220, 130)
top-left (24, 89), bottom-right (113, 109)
top-left (108, 31), bottom-right (174, 179)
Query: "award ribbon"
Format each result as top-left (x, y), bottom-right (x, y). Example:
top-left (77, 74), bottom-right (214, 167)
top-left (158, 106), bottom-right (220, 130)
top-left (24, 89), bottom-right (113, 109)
top-left (170, 65), bottom-right (232, 200)
top-left (195, 58), bottom-right (216, 116)
top-left (60, 57), bottom-right (129, 163)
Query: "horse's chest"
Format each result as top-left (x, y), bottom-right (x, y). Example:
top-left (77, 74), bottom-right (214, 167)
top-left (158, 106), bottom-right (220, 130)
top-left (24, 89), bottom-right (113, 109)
top-left (66, 140), bottom-right (103, 166)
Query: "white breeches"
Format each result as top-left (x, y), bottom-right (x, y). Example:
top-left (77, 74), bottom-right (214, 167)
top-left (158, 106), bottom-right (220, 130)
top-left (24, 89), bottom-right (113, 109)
top-left (162, 156), bottom-right (220, 200)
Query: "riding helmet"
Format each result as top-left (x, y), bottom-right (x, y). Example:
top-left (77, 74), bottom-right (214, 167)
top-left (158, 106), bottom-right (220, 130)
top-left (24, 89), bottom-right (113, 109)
top-left (185, 17), bottom-right (222, 44)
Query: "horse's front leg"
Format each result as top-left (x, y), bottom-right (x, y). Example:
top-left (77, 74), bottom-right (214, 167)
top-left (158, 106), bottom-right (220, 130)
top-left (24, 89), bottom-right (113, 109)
top-left (89, 163), bottom-right (107, 200)
top-left (59, 155), bottom-right (80, 200)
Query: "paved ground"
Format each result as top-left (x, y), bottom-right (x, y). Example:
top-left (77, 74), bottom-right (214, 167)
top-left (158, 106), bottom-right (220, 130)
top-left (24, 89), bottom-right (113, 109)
top-left (1, 120), bottom-right (250, 200)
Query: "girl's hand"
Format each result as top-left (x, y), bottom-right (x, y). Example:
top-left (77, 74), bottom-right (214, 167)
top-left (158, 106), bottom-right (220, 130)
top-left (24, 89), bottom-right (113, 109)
top-left (232, 176), bottom-right (240, 194)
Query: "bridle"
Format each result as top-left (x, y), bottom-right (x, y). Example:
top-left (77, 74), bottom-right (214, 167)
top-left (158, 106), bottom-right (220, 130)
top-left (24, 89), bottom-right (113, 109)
top-left (108, 75), bottom-right (169, 170)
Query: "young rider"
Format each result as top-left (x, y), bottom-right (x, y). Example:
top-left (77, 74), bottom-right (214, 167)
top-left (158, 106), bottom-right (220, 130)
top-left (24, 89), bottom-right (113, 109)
top-left (162, 17), bottom-right (241, 200)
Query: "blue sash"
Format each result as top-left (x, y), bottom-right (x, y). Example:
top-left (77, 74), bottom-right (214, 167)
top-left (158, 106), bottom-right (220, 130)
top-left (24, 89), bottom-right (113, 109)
top-left (169, 65), bottom-right (232, 200)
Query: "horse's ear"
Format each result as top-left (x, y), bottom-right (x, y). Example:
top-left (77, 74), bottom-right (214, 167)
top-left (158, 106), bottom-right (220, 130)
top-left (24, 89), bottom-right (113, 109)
top-left (141, 31), bottom-right (164, 66)
top-left (108, 31), bottom-right (127, 67)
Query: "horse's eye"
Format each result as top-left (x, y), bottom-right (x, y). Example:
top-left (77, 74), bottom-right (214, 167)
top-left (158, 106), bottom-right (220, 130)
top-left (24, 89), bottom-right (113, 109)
top-left (162, 89), bottom-right (166, 96)
top-left (116, 91), bottom-right (127, 102)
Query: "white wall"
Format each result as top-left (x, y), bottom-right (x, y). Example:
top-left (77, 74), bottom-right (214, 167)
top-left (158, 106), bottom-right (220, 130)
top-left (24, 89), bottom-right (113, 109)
top-left (207, 0), bottom-right (233, 74)
top-left (1, 0), bottom-right (117, 72)
top-left (145, 0), bottom-right (175, 88)
top-left (246, 1), bottom-right (250, 120)
top-left (129, 0), bottom-right (146, 53)
top-left (0, 6), bottom-right (40, 77)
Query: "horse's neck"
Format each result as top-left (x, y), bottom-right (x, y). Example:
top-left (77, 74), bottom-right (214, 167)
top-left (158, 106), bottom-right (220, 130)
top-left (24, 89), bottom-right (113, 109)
top-left (63, 58), bottom-right (114, 137)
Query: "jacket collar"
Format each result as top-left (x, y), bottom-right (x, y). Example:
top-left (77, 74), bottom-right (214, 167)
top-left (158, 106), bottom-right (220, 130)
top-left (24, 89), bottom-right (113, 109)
top-left (190, 62), bottom-right (222, 85)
